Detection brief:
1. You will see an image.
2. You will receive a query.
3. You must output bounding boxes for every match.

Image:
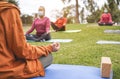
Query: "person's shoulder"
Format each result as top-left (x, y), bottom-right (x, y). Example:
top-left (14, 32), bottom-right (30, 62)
top-left (64, 17), bottom-right (67, 19)
top-left (34, 18), bottom-right (39, 22)
top-left (107, 13), bottom-right (111, 15)
top-left (62, 17), bottom-right (67, 20)
top-left (44, 16), bottom-right (49, 19)
top-left (0, 1), bottom-right (20, 13)
top-left (102, 13), bottom-right (107, 16)
top-left (44, 17), bottom-right (50, 20)
top-left (102, 13), bottom-right (105, 15)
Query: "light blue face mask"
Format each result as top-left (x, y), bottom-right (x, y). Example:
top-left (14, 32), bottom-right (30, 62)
top-left (104, 9), bottom-right (108, 13)
top-left (38, 11), bottom-right (44, 16)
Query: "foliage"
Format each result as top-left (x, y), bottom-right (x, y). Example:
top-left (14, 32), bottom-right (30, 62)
top-left (116, 0), bottom-right (120, 5)
top-left (83, 0), bottom-right (98, 13)
top-left (83, 0), bottom-right (100, 23)
top-left (79, 7), bottom-right (85, 23)
top-left (61, 0), bottom-right (80, 23)
top-left (107, 0), bottom-right (120, 23)
top-left (62, 5), bottom-right (76, 23)
top-left (61, 0), bottom-right (71, 4)
top-left (86, 9), bottom-right (102, 23)
top-left (21, 14), bottom-right (33, 25)
top-left (112, 10), bottom-right (120, 23)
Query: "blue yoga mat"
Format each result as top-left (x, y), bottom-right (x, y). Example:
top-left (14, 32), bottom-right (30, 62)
top-left (30, 64), bottom-right (113, 79)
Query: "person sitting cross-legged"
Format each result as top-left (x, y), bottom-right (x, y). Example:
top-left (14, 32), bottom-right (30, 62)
top-left (0, 1), bottom-right (60, 79)
top-left (25, 6), bottom-right (51, 42)
top-left (51, 14), bottom-right (67, 32)
top-left (98, 9), bottom-right (114, 26)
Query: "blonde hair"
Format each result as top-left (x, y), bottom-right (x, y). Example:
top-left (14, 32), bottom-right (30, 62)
top-left (39, 6), bottom-right (45, 11)
top-left (38, 6), bottom-right (45, 16)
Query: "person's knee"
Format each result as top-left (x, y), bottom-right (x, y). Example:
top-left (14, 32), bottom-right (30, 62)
top-left (39, 54), bottom-right (53, 68)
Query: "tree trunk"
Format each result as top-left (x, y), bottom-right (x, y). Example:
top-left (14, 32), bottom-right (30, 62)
top-left (75, 0), bottom-right (80, 23)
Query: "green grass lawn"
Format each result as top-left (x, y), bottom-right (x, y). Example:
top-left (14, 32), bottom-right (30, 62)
top-left (23, 24), bottom-right (120, 79)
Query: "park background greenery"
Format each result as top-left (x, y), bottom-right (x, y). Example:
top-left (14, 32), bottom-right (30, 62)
top-left (9, 0), bottom-right (120, 24)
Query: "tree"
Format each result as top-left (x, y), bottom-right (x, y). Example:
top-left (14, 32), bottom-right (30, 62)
top-left (116, 0), bottom-right (120, 5)
top-left (8, 0), bottom-right (19, 6)
top-left (79, 7), bottom-right (85, 23)
top-left (83, 0), bottom-right (98, 13)
top-left (75, 0), bottom-right (80, 23)
top-left (62, 5), bottom-right (76, 23)
top-left (86, 8), bottom-right (101, 23)
top-left (83, 0), bottom-right (99, 23)
top-left (61, 0), bottom-right (80, 23)
top-left (21, 14), bottom-right (33, 25)
top-left (106, 0), bottom-right (120, 23)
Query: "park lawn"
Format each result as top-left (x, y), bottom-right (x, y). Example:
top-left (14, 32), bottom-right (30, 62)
top-left (23, 24), bottom-right (120, 79)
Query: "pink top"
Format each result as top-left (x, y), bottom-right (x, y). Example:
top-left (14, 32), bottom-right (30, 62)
top-left (26, 17), bottom-right (50, 36)
top-left (99, 13), bottom-right (113, 23)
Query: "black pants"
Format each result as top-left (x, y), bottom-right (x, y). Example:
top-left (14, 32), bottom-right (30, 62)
top-left (26, 33), bottom-right (51, 42)
top-left (98, 22), bottom-right (113, 26)
top-left (39, 54), bottom-right (53, 68)
top-left (51, 22), bottom-right (66, 31)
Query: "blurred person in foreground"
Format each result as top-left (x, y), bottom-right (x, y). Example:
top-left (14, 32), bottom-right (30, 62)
top-left (0, 0), bottom-right (60, 79)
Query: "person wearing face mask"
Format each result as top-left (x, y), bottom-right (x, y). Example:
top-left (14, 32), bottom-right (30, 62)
top-left (25, 6), bottom-right (51, 42)
top-left (98, 9), bottom-right (114, 26)
top-left (51, 13), bottom-right (67, 32)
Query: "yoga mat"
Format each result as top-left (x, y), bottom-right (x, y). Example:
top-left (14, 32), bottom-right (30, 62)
top-left (30, 64), bottom-right (113, 79)
top-left (64, 30), bottom-right (81, 33)
top-left (46, 39), bottom-right (72, 43)
top-left (27, 39), bottom-right (72, 43)
top-left (96, 40), bottom-right (120, 44)
top-left (104, 30), bottom-right (120, 34)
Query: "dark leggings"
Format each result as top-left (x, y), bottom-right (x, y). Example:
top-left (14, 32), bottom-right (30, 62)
top-left (98, 22), bottom-right (113, 26)
top-left (39, 54), bottom-right (53, 68)
top-left (51, 22), bottom-right (66, 31)
top-left (26, 33), bottom-right (51, 42)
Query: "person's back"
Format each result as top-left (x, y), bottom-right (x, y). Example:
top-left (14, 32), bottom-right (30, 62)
top-left (0, 1), bottom-right (60, 79)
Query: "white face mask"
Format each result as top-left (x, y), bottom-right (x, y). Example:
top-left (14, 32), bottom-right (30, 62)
top-left (38, 11), bottom-right (44, 16)
top-left (104, 9), bottom-right (108, 13)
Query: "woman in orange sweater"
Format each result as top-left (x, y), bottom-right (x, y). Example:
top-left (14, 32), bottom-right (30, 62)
top-left (0, 0), bottom-right (60, 79)
top-left (51, 15), bottom-right (67, 31)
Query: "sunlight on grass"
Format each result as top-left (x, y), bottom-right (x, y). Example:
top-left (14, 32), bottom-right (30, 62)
top-left (23, 24), bottom-right (120, 79)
